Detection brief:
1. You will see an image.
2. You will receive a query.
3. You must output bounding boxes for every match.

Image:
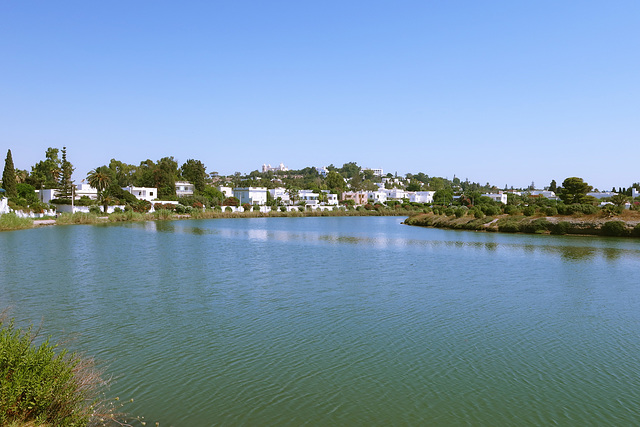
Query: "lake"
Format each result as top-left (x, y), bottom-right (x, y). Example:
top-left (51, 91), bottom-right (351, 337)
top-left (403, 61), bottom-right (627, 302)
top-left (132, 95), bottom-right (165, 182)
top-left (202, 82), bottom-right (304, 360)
top-left (1, 216), bottom-right (639, 426)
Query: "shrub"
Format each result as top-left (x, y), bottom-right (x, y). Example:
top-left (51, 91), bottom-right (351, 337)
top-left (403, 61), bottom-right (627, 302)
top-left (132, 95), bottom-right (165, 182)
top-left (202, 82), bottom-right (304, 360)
top-left (0, 318), bottom-right (106, 426)
top-left (498, 220), bottom-right (520, 233)
top-left (454, 207), bottom-right (466, 218)
top-left (253, 205), bottom-right (260, 212)
top-left (280, 206), bottom-right (287, 212)
top-left (633, 223), bottom-right (640, 237)
top-left (522, 206), bottom-right (535, 216)
top-left (550, 221), bottom-right (570, 235)
top-left (364, 203), bottom-right (373, 210)
top-left (473, 208), bottom-right (484, 219)
top-left (503, 205), bottom-right (519, 215)
top-left (521, 218), bottom-right (552, 234)
top-left (242, 203), bottom-right (251, 212)
top-left (89, 206), bottom-right (102, 215)
top-left (601, 221), bottom-right (629, 237)
top-left (481, 205), bottom-right (500, 216)
top-left (225, 206), bottom-right (232, 212)
top-left (444, 208), bottom-right (455, 217)
top-left (545, 207), bottom-right (558, 216)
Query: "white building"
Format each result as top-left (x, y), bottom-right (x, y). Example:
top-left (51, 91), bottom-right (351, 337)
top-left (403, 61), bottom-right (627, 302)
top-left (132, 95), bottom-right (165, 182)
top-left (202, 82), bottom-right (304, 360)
top-left (407, 191), bottom-right (435, 204)
top-left (262, 163), bottom-right (289, 173)
top-left (234, 187), bottom-right (268, 205)
top-left (123, 186), bottom-right (158, 202)
top-left (299, 190), bottom-right (320, 206)
top-left (75, 183), bottom-right (98, 200)
top-left (269, 187), bottom-right (291, 204)
top-left (37, 189), bottom-right (59, 203)
top-left (315, 166), bottom-right (329, 177)
top-left (528, 190), bottom-right (556, 199)
top-left (364, 167), bottom-right (383, 177)
top-left (633, 188), bottom-right (639, 199)
top-left (323, 191), bottom-right (338, 205)
top-left (482, 193), bottom-right (508, 204)
top-left (367, 190), bottom-right (387, 203)
top-left (216, 186), bottom-right (234, 198)
top-left (385, 188), bottom-right (407, 200)
top-left (175, 181), bottom-right (195, 197)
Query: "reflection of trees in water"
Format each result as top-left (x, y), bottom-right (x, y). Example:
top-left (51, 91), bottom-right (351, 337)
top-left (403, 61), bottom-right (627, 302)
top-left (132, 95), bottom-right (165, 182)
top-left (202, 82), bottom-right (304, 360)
top-left (557, 246), bottom-right (597, 261)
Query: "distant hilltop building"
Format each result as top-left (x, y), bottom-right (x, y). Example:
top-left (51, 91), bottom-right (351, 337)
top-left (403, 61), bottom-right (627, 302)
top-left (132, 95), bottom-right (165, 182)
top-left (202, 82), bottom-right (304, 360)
top-left (364, 167), bottom-right (383, 177)
top-left (262, 163), bottom-right (289, 173)
top-left (315, 166), bottom-right (329, 177)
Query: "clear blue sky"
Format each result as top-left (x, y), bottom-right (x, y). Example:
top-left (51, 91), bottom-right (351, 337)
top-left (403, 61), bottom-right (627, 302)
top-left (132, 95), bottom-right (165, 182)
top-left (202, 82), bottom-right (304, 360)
top-left (1, 1), bottom-right (638, 190)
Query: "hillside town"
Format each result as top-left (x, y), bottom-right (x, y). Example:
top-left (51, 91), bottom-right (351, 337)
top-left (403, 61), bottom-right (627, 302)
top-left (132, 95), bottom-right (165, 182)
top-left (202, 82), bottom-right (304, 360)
top-left (1, 147), bottom-right (640, 218)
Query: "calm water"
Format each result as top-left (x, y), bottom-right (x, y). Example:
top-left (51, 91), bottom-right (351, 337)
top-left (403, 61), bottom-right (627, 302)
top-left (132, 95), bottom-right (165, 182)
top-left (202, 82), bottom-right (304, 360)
top-left (1, 217), bottom-right (639, 426)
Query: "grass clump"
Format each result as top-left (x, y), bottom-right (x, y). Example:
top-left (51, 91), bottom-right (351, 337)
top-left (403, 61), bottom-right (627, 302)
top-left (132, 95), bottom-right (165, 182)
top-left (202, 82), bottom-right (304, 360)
top-left (0, 316), bottom-right (108, 426)
top-left (0, 213), bottom-right (34, 231)
top-left (55, 213), bottom-right (102, 225)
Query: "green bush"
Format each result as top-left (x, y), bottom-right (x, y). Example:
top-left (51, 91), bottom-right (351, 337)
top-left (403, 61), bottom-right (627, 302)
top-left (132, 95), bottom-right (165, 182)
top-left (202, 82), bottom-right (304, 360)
top-left (225, 206), bottom-right (232, 212)
top-left (550, 221), bottom-right (570, 235)
top-left (522, 206), bottom-right (535, 216)
top-left (473, 208), bottom-right (484, 219)
top-left (454, 207), bottom-right (466, 218)
top-left (503, 205), bottom-right (519, 215)
top-left (443, 207), bottom-right (454, 217)
top-left (545, 207), bottom-right (558, 216)
top-left (89, 206), bottom-right (102, 215)
top-left (498, 220), bottom-right (520, 233)
top-left (0, 318), bottom-right (105, 426)
top-left (633, 223), bottom-right (640, 237)
top-left (601, 221), bottom-right (629, 237)
top-left (521, 218), bottom-right (552, 234)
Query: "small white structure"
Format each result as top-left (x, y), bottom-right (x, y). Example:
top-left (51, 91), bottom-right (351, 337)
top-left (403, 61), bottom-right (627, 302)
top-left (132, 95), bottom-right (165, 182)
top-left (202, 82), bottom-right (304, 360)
top-left (0, 193), bottom-right (9, 214)
top-left (269, 187), bottom-right (291, 204)
top-left (36, 189), bottom-right (60, 204)
top-left (482, 193), bottom-right (508, 204)
top-left (175, 181), bottom-right (195, 197)
top-left (123, 186), bottom-right (158, 202)
top-left (633, 188), bottom-right (639, 199)
top-left (234, 187), bottom-right (268, 205)
top-left (529, 190), bottom-right (556, 198)
top-left (262, 163), bottom-right (289, 173)
top-left (407, 191), bottom-right (435, 204)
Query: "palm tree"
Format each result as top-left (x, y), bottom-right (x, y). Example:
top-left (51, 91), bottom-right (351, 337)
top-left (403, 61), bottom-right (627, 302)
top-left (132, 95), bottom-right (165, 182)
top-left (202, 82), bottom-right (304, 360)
top-left (87, 167), bottom-right (112, 213)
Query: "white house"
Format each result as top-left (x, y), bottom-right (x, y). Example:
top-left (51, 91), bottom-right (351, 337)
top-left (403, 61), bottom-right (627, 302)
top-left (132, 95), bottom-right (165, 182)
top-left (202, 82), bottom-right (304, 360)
top-left (385, 188), bottom-right (407, 200)
top-left (322, 191), bottom-right (338, 205)
top-left (315, 166), bottom-right (329, 177)
top-left (268, 187), bottom-right (290, 204)
top-left (123, 186), bottom-right (158, 202)
top-left (234, 187), bottom-right (268, 205)
top-left (175, 181), bottom-right (195, 197)
top-left (367, 190), bottom-right (387, 203)
top-left (299, 190), bottom-right (320, 206)
top-left (482, 193), bottom-right (508, 204)
top-left (407, 191), bottom-right (435, 204)
top-left (364, 167), bottom-right (383, 177)
top-left (36, 188), bottom-right (59, 203)
top-left (216, 186), bottom-right (234, 198)
top-left (633, 188), bottom-right (639, 199)
top-left (75, 183), bottom-right (98, 200)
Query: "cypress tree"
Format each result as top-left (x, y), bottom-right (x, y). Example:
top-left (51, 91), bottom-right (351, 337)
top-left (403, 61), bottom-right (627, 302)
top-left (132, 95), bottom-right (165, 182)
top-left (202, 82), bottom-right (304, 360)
top-left (58, 146), bottom-right (75, 199)
top-left (2, 149), bottom-right (17, 197)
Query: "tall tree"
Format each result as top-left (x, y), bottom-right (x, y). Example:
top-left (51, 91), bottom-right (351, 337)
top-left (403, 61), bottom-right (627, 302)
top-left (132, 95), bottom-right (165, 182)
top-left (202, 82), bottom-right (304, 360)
top-left (57, 147), bottom-right (75, 200)
top-left (181, 159), bottom-right (207, 192)
top-left (325, 170), bottom-right (345, 191)
top-left (108, 159), bottom-right (136, 187)
top-left (29, 147), bottom-right (61, 189)
top-left (155, 157), bottom-right (178, 198)
top-left (87, 166), bottom-right (113, 212)
top-left (2, 149), bottom-right (17, 197)
top-left (558, 177), bottom-right (592, 204)
top-left (549, 180), bottom-right (557, 192)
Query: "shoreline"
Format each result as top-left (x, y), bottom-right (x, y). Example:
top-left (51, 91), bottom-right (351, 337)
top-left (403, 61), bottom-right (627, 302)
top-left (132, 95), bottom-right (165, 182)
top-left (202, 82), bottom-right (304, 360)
top-left (403, 212), bottom-right (640, 238)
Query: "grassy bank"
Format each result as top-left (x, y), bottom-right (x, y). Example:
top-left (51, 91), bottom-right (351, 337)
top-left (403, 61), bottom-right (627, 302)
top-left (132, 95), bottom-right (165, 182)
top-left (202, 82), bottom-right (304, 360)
top-left (404, 211), bottom-right (640, 237)
top-left (0, 213), bottom-right (34, 232)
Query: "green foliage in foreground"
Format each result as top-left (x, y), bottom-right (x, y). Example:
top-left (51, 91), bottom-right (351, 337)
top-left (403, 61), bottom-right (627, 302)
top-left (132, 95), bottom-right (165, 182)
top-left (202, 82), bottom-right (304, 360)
top-left (0, 213), bottom-right (33, 231)
top-left (0, 318), bottom-right (105, 426)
